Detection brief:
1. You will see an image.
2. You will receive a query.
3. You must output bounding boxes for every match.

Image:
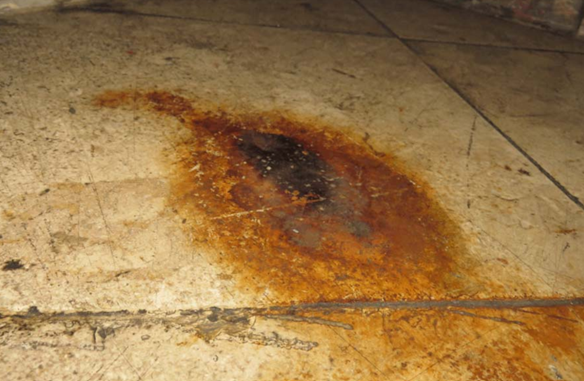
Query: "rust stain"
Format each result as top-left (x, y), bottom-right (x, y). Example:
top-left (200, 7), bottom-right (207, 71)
top-left (521, 307), bottom-right (581, 355)
top-left (94, 90), bottom-right (476, 304)
top-left (556, 228), bottom-right (576, 235)
top-left (458, 307), bottom-right (584, 381)
top-left (282, 306), bottom-right (584, 380)
top-left (366, 307), bottom-right (583, 380)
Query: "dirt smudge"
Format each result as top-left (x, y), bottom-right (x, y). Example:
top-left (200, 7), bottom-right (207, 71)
top-left (2, 259), bottom-right (24, 271)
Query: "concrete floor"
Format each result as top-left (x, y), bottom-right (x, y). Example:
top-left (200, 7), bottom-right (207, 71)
top-left (1, 0), bottom-right (583, 380)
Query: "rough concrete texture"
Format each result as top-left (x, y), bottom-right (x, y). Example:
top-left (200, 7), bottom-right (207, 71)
top-left (578, 15), bottom-right (584, 38)
top-left (435, 0), bottom-right (584, 34)
top-left (363, 0), bottom-right (584, 51)
top-left (0, 0), bottom-right (83, 13)
top-left (1, 0), bottom-right (583, 380)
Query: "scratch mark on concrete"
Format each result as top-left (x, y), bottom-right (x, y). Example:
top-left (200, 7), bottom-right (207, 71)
top-left (264, 314), bottom-right (353, 330)
top-left (406, 325), bottom-right (503, 381)
top-left (332, 68), bottom-right (357, 79)
top-left (466, 116), bottom-right (477, 158)
top-left (466, 116), bottom-right (477, 209)
top-left (327, 324), bottom-right (389, 379)
top-left (87, 167), bottom-right (117, 265)
top-left (515, 308), bottom-right (579, 323)
top-left (446, 309), bottom-right (525, 325)
top-left (209, 198), bottom-right (326, 220)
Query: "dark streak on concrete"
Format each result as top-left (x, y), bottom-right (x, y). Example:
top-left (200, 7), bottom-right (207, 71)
top-left (518, 168), bottom-right (531, 176)
top-left (237, 131), bottom-right (335, 201)
top-left (3, 297), bottom-right (583, 322)
top-left (332, 68), bottom-right (357, 79)
top-left (401, 38), bottom-right (584, 56)
top-left (55, 3), bottom-right (390, 38)
top-left (466, 117), bottom-right (477, 158)
top-left (268, 296), bottom-right (584, 312)
top-left (515, 308), bottom-right (579, 323)
top-left (362, 132), bottom-right (384, 157)
top-left (2, 259), bottom-right (24, 271)
top-left (264, 314), bottom-right (354, 330)
top-left (446, 309), bottom-right (525, 325)
top-left (2, 307), bottom-right (319, 351)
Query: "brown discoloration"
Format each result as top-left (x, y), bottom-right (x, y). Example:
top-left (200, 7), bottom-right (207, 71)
top-left (289, 306), bottom-right (584, 380)
top-left (556, 228), bottom-right (576, 235)
top-left (522, 307), bottom-right (581, 356)
top-left (94, 90), bottom-right (476, 304)
top-left (455, 307), bottom-right (584, 381)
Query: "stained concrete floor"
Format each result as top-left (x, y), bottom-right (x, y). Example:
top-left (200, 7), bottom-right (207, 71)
top-left (1, 0), bottom-right (584, 380)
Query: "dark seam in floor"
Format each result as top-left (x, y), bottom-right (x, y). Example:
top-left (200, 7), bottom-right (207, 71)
top-left (52, 6), bottom-right (584, 54)
top-left (277, 296), bottom-right (584, 312)
top-left (2, 297), bottom-right (584, 320)
top-left (57, 7), bottom-right (392, 38)
top-left (407, 60), bottom-right (584, 211)
top-left (402, 38), bottom-right (584, 56)
top-left (353, 0), bottom-right (584, 211)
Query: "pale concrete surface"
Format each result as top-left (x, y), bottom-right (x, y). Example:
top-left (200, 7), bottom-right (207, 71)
top-left (409, 43), bottom-right (584, 205)
top-left (362, 0), bottom-right (584, 52)
top-left (0, 0), bottom-right (82, 13)
top-left (433, 0), bottom-right (584, 34)
top-left (1, 1), bottom-right (583, 380)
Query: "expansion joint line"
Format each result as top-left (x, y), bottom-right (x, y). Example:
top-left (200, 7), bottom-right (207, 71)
top-left (2, 297), bottom-right (583, 321)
